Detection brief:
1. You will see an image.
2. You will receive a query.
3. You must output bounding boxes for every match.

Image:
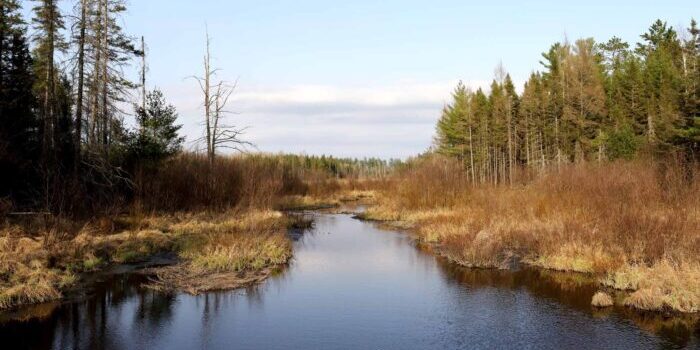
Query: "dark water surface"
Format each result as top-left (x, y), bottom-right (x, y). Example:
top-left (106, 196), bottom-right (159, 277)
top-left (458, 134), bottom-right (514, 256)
top-left (1, 213), bottom-right (698, 349)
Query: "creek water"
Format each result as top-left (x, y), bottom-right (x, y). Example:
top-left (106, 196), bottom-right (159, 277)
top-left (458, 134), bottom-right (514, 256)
top-left (1, 213), bottom-right (698, 349)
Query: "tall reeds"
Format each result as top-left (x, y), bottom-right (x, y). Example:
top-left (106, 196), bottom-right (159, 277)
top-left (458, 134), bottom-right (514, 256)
top-left (366, 155), bottom-right (700, 312)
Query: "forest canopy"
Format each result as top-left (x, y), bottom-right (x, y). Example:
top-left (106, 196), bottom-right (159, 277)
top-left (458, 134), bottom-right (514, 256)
top-left (434, 20), bottom-right (700, 184)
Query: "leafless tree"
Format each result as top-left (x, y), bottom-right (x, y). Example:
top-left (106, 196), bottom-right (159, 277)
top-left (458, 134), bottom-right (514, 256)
top-left (192, 29), bottom-right (252, 165)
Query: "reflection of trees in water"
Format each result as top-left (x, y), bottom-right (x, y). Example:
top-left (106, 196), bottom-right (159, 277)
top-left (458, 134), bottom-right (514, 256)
top-left (435, 258), bottom-right (699, 348)
top-left (191, 284), bottom-right (268, 348)
top-left (0, 307), bottom-right (59, 349)
top-left (67, 273), bottom-right (177, 349)
top-left (134, 289), bottom-right (177, 331)
top-left (0, 273), bottom-right (179, 349)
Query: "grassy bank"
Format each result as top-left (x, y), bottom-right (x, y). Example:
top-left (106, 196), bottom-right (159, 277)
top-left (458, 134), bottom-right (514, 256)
top-left (363, 156), bottom-right (700, 314)
top-left (0, 210), bottom-right (297, 310)
top-left (0, 153), bottom-right (389, 310)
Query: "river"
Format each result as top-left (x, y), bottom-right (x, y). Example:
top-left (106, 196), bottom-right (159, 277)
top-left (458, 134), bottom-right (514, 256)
top-left (1, 213), bottom-right (698, 349)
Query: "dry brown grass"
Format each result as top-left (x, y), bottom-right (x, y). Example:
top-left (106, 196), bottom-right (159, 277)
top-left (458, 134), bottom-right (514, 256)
top-left (606, 261), bottom-right (700, 313)
top-left (144, 210), bottom-right (293, 295)
top-left (140, 154), bottom-right (292, 211)
top-left (592, 292), bottom-right (615, 308)
top-left (0, 209), bottom-right (295, 310)
top-left (365, 155), bottom-right (700, 313)
top-left (0, 233), bottom-right (77, 309)
top-left (140, 154), bottom-right (386, 212)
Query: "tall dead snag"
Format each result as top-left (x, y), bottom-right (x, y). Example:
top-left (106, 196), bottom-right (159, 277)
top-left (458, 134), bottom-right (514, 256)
top-left (140, 35), bottom-right (146, 112)
top-left (73, 0), bottom-right (88, 175)
top-left (192, 30), bottom-right (251, 165)
top-left (32, 0), bottom-right (66, 207)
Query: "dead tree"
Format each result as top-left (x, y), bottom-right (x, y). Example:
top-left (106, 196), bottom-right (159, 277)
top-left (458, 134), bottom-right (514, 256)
top-left (73, 0), bottom-right (88, 175)
top-left (192, 30), bottom-right (252, 165)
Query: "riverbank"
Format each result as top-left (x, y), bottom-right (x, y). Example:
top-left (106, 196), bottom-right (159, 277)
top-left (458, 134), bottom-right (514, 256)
top-left (0, 210), bottom-right (297, 310)
top-left (360, 157), bottom-right (700, 314)
top-left (277, 190), bottom-right (377, 211)
top-left (5, 211), bottom-right (695, 349)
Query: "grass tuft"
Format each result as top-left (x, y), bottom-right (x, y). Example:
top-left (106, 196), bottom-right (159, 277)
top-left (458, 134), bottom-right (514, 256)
top-left (592, 292), bottom-right (615, 308)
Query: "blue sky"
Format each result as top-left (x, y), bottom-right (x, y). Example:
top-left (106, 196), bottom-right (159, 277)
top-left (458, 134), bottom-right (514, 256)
top-left (27, 1), bottom-right (700, 158)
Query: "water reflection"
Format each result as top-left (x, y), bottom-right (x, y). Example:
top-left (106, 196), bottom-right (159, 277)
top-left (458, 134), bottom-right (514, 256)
top-left (437, 259), bottom-right (700, 348)
top-left (0, 274), bottom-right (177, 349)
top-left (0, 213), bottom-right (698, 350)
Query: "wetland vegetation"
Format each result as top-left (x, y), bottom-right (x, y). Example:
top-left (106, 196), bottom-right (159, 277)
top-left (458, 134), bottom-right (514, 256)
top-left (1, 1), bottom-right (699, 348)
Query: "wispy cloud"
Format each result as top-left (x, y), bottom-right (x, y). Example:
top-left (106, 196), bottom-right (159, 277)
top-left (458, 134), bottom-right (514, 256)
top-left (163, 80), bottom-right (490, 159)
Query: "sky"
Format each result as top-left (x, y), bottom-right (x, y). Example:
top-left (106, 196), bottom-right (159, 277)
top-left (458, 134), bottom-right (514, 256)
top-left (28, 1), bottom-right (700, 159)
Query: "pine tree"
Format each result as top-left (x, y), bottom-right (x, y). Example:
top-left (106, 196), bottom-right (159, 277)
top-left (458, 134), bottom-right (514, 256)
top-left (564, 39), bottom-right (607, 161)
top-left (637, 20), bottom-right (684, 146)
top-left (541, 42), bottom-right (569, 164)
top-left (0, 0), bottom-right (23, 113)
top-left (32, 0), bottom-right (66, 162)
top-left (435, 81), bottom-right (470, 159)
top-left (72, 0), bottom-right (88, 172)
top-left (85, 0), bottom-right (137, 155)
top-left (503, 74), bottom-right (519, 182)
top-left (129, 89), bottom-right (184, 162)
top-left (0, 9), bottom-right (38, 204)
top-left (680, 19), bottom-right (700, 155)
top-left (519, 73), bottom-right (548, 168)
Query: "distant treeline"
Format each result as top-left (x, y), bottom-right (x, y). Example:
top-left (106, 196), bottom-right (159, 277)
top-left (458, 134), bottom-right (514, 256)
top-left (435, 19), bottom-right (700, 184)
top-left (261, 154), bottom-right (403, 178)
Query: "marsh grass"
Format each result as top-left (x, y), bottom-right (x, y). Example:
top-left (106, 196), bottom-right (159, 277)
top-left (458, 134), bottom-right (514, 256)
top-left (592, 292), bottom-right (615, 308)
top-left (0, 153), bottom-right (377, 310)
top-left (365, 155), bottom-right (700, 313)
top-left (143, 210), bottom-right (293, 294)
top-left (0, 209), bottom-right (298, 310)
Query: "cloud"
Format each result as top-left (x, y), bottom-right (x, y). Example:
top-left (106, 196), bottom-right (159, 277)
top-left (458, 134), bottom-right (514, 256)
top-left (161, 80), bottom-right (491, 159)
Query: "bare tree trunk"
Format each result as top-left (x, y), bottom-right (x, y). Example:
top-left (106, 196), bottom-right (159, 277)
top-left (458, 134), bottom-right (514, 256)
top-left (525, 112), bottom-right (531, 167)
top-left (647, 97), bottom-right (656, 141)
top-left (90, 0), bottom-right (102, 148)
top-left (507, 98), bottom-right (514, 185)
top-left (539, 131), bottom-right (546, 170)
top-left (89, 71), bottom-right (99, 145)
top-left (468, 125), bottom-right (475, 185)
top-left (204, 31), bottom-right (213, 164)
top-left (74, 0), bottom-right (87, 175)
top-left (43, 0), bottom-right (56, 162)
top-left (141, 35), bottom-right (146, 112)
top-left (41, 0), bottom-right (58, 209)
top-left (100, 0), bottom-right (109, 155)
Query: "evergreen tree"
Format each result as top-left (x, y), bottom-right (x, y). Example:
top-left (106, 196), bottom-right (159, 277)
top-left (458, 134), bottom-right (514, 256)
top-left (84, 0), bottom-right (138, 154)
top-left (435, 81), bottom-right (470, 159)
top-left (434, 19), bottom-right (700, 180)
top-left (637, 20), bottom-right (684, 146)
top-left (32, 0), bottom-right (66, 161)
top-left (564, 39), bottom-right (607, 161)
top-left (128, 89), bottom-right (184, 162)
top-left (680, 19), bottom-right (700, 155)
top-left (0, 8), bottom-right (38, 205)
top-left (540, 42), bottom-right (569, 163)
top-left (0, 0), bottom-right (23, 108)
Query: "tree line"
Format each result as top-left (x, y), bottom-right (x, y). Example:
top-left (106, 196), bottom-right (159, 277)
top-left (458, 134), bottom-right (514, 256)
top-left (0, 0), bottom-right (183, 214)
top-left (435, 19), bottom-right (700, 185)
top-left (266, 154), bottom-right (402, 179)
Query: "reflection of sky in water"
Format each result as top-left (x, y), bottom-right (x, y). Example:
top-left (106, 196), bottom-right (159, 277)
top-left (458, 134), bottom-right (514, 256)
top-left (1, 214), bottom-right (697, 350)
